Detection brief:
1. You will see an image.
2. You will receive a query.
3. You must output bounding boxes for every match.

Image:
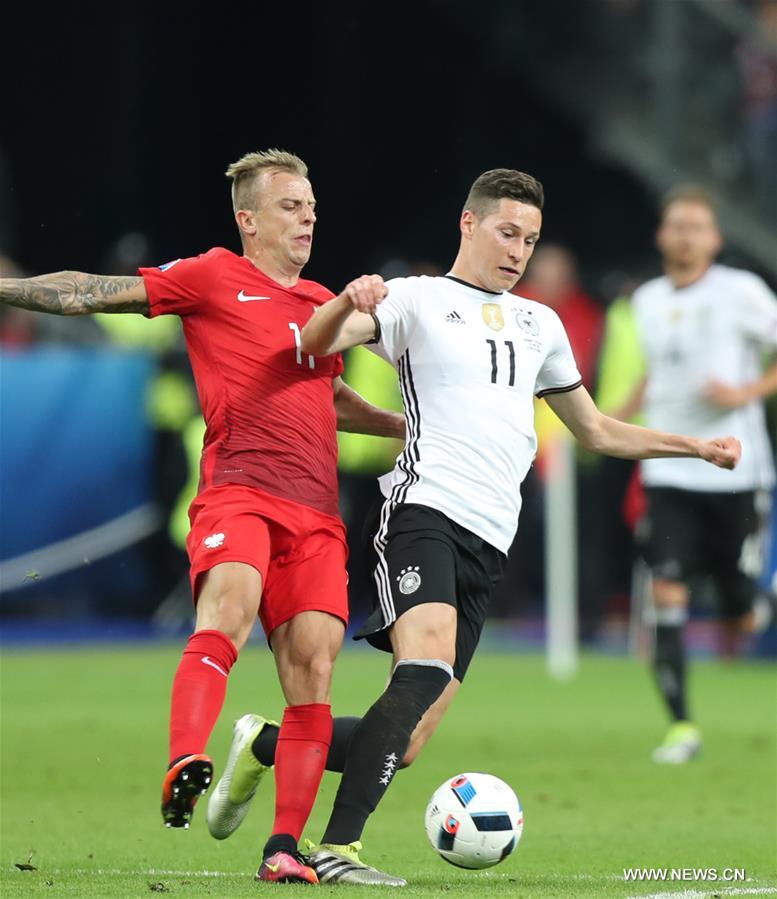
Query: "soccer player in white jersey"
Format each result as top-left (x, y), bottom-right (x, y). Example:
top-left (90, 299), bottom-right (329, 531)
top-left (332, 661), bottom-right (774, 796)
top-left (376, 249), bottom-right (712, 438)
top-left (629, 186), bottom-right (777, 765)
top-left (210, 170), bottom-right (742, 883)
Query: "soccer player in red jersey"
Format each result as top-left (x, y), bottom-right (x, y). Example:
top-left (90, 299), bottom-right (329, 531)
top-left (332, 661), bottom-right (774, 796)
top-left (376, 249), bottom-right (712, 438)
top-left (0, 149), bottom-right (404, 884)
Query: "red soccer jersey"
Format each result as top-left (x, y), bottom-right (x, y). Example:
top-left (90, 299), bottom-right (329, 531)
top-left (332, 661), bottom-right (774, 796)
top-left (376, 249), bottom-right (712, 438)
top-left (139, 247), bottom-right (344, 517)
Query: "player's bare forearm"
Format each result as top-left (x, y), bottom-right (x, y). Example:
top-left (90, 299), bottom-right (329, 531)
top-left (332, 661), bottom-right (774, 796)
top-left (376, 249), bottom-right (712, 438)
top-left (546, 386), bottom-right (741, 468)
top-left (0, 272), bottom-right (149, 315)
top-left (302, 295), bottom-right (374, 356)
top-left (589, 415), bottom-right (699, 460)
top-left (591, 417), bottom-right (741, 469)
top-left (301, 295), bottom-right (355, 355)
top-left (302, 275), bottom-right (385, 356)
top-left (334, 380), bottom-right (405, 438)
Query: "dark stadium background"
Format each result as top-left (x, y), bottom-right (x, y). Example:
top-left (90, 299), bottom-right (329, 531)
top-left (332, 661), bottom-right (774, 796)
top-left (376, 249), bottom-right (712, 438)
top-left (4, 1), bottom-right (656, 285)
top-left (2, 7), bottom-right (776, 896)
top-left (2, 0), bottom-right (775, 651)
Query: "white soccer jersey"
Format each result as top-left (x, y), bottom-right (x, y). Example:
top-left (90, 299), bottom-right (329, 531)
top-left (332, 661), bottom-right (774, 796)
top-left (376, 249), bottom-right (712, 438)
top-left (633, 264), bottom-right (777, 492)
top-left (368, 275), bottom-right (582, 553)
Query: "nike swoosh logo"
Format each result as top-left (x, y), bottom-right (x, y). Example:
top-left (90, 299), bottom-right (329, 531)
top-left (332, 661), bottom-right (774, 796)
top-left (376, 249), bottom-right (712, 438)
top-left (201, 656), bottom-right (228, 677)
top-left (264, 862), bottom-right (281, 873)
top-left (237, 290), bottom-right (271, 302)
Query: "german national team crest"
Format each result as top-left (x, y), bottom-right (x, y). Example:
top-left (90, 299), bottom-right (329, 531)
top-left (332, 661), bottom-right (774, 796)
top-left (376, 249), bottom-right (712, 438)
top-left (397, 566), bottom-right (422, 594)
top-left (482, 304), bottom-right (504, 331)
top-left (515, 310), bottom-right (540, 335)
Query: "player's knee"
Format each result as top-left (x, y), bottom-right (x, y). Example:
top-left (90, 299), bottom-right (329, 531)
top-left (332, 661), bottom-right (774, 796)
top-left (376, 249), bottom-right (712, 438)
top-left (285, 645), bottom-right (336, 694)
top-left (396, 627), bottom-right (456, 667)
top-left (196, 564), bottom-right (262, 632)
top-left (423, 636), bottom-right (456, 667)
top-left (652, 578), bottom-right (689, 608)
top-left (196, 589), bottom-right (257, 649)
top-left (303, 654), bottom-right (336, 689)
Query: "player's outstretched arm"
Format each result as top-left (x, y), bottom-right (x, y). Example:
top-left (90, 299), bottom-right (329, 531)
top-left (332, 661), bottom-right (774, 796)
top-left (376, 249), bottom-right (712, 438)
top-left (0, 272), bottom-right (149, 315)
top-left (333, 378), bottom-right (405, 439)
top-left (545, 384), bottom-right (741, 469)
top-left (301, 274), bottom-right (387, 356)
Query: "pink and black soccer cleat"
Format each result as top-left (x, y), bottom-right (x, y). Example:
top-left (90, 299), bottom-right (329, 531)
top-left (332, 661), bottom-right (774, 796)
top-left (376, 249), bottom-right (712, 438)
top-left (255, 851), bottom-right (319, 884)
top-left (161, 753), bottom-right (213, 828)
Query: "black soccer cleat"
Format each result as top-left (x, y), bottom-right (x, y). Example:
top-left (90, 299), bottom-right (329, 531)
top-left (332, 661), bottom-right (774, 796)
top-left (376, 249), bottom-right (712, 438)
top-left (161, 754), bottom-right (214, 828)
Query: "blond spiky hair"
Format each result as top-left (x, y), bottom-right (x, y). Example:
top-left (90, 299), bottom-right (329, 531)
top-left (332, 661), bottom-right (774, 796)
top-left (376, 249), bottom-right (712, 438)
top-left (225, 149), bottom-right (309, 212)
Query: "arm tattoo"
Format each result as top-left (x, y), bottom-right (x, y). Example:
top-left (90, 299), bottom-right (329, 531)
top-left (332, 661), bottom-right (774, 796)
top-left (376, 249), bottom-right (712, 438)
top-left (0, 271), bottom-right (148, 315)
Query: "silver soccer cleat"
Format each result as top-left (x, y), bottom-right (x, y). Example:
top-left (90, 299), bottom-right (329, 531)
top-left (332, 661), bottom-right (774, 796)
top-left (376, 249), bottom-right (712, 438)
top-left (305, 840), bottom-right (407, 886)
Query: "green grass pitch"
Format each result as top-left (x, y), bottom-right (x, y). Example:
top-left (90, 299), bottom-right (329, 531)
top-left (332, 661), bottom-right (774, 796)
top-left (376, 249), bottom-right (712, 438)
top-left (1, 642), bottom-right (775, 898)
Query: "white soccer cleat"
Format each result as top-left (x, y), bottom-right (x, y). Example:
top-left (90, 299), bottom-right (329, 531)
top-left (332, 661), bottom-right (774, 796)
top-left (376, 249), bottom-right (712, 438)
top-left (652, 721), bottom-right (702, 764)
top-left (207, 713), bottom-right (276, 839)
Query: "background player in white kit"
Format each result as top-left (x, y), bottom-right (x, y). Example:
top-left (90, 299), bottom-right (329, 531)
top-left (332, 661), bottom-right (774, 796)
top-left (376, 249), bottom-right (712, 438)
top-left (630, 186), bottom-right (777, 764)
top-left (294, 169), bottom-right (742, 878)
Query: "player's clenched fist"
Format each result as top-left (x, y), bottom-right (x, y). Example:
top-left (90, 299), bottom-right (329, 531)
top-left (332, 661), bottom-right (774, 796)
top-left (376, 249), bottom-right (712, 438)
top-left (698, 436), bottom-right (741, 470)
top-left (343, 274), bottom-right (388, 313)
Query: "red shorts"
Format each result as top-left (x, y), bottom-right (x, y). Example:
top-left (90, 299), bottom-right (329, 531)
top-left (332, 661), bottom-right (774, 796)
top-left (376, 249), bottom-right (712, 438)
top-left (186, 484), bottom-right (349, 637)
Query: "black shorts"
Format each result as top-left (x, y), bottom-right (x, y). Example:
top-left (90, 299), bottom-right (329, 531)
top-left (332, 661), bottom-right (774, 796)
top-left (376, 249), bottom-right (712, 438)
top-left (353, 502), bottom-right (507, 681)
top-left (642, 487), bottom-right (763, 618)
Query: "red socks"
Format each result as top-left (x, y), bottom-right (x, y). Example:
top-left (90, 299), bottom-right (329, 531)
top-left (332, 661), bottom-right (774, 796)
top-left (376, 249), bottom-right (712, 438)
top-left (169, 629), bottom-right (238, 764)
top-left (272, 703), bottom-right (333, 840)
top-left (169, 632), bottom-right (332, 843)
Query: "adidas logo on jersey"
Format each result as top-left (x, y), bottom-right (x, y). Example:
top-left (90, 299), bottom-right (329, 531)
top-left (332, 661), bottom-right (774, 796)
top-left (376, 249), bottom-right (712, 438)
top-left (444, 310), bottom-right (465, 323)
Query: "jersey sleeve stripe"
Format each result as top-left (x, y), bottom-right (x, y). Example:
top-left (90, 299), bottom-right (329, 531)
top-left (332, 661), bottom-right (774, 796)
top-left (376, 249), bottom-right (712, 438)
top-left (366, 313), bottom-right (382, 345)
top-left (535, 378), bottom-right (583, 398)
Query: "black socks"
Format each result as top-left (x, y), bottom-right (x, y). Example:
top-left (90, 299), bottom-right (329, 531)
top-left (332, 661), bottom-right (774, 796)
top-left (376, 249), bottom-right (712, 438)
top-left (253, 716), bottom-right (361, 772)
top-left (321, 660), bottom-right (452, 846)
top-left (654, 622), bottom-right (688, 721)
top-left (262, 832), bottom-right (297, 860)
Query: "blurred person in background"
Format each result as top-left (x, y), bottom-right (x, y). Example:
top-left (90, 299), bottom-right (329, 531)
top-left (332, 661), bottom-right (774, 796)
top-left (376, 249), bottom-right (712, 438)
top-left (627, 185), bottom-right (777, 764)
top-left (0, 148), bottom-right (405, 885)
top-left (517, 243), bottom-right (604, 387)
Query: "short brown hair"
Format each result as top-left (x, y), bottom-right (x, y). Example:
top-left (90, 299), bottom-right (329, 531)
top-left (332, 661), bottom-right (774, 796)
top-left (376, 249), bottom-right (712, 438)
top-left (225, 149), bottom-right (309, 212)
top-left (659, 184), bottom-right (717, 222)
top-left (463, 168), bottom-right (544, 218)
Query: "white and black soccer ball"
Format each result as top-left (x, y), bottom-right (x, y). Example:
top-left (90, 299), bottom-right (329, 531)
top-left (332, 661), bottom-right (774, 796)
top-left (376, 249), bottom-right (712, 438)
top-left (424, 773), bottom-right (524, 869)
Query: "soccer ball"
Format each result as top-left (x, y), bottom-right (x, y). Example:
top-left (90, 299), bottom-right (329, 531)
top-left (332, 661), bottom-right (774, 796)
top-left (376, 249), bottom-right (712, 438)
top-left (424, 773), bottom-right (524, 869)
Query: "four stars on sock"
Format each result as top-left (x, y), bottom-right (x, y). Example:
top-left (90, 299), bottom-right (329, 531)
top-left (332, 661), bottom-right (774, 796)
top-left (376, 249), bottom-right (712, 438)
top-left (380, 752), bottom-right (399, 786)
